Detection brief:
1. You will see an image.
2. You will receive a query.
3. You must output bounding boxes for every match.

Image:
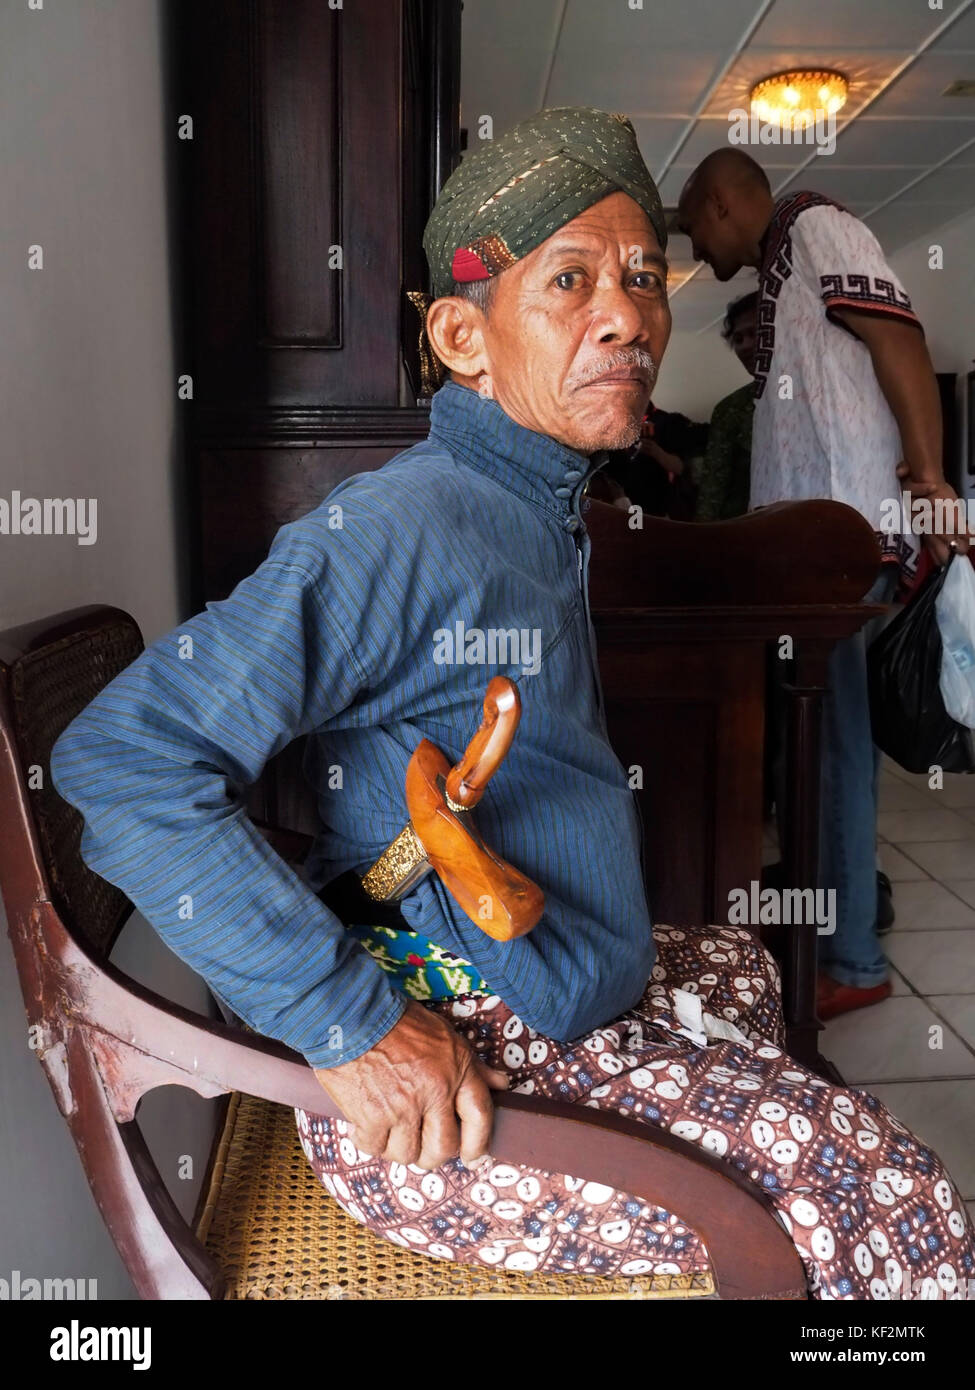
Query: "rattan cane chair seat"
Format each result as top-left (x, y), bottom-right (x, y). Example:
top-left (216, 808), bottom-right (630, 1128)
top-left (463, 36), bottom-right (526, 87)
top-left (197, 1093), bottom-right (717, 1301)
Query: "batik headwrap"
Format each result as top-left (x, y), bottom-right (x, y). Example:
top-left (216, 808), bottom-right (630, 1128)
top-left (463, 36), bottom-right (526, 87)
top-left (409, 107), bottom-right (667, 393)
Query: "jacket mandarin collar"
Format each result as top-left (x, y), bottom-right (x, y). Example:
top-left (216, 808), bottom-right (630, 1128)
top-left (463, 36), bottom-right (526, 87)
top-left (429, 380), bottom-right (606, 528)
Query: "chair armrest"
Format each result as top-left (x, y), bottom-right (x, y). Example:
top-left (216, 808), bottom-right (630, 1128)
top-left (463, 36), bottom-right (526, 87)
top-left (490, 1092), bottom-right (804, 1300)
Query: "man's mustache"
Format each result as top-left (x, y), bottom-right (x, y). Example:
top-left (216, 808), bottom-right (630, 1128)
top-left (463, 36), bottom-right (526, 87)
top-left (570, 348), bottom-right (658, 390)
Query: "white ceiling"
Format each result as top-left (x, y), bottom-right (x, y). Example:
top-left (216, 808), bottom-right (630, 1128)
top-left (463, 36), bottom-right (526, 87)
top-left (460, 0), bottom-right (975, 330)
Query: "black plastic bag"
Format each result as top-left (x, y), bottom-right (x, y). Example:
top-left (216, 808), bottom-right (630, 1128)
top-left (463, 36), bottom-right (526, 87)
top-left (867, 557), bottom-right (975, 775)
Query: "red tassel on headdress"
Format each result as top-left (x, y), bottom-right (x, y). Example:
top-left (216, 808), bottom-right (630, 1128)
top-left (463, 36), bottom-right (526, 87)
top-left (450, 246), bottom-right (491, 283)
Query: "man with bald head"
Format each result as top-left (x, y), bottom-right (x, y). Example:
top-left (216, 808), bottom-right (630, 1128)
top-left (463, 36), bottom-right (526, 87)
top-left (679, 148), bottom-right (969, 1023)
top-left (52, 110), bottom-right (974, 1299)
top-left (678, 149), bottom-right (775, 283)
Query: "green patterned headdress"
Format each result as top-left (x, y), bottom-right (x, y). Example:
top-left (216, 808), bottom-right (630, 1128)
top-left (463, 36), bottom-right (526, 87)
top-left (422, 106), bottom-right (667, 299)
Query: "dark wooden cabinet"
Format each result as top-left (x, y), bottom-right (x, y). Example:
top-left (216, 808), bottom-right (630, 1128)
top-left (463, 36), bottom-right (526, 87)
top-left (197, 418), bottom-right (428, 600)
top-left (169, 0), bottom-right (462, 603)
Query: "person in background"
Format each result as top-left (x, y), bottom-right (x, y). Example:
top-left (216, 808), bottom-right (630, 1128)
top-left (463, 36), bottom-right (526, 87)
top-left (678, 148), bottom-right (969, 1021)
top-left (696, 290), bottom-right (757, 521)
top-left (592, 404), bottom-right (706, 518)
top-left (640, 405), bottom-right (707, 519)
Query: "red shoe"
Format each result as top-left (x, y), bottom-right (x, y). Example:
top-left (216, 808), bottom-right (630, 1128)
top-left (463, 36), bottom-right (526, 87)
top-left (817, 972), bottom-right (892, 1021)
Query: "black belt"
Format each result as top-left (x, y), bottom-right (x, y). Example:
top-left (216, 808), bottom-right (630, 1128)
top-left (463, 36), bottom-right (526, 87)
top-left (317, 869), bottom-right (410, 930)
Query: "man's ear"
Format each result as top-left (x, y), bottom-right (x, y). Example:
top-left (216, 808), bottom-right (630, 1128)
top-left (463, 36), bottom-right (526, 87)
top-left (709, 189), bottom-right (729, 221)
top-left (425, 296), bottom-right (490, 381)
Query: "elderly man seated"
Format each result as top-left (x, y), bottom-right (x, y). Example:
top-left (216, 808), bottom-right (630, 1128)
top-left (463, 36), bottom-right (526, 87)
top-left (51, 108), bottom-right (974, 1300)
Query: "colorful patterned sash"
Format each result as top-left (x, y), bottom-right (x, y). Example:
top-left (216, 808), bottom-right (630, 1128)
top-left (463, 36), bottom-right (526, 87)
top-left (346, 922), bottom-right (490, 1002)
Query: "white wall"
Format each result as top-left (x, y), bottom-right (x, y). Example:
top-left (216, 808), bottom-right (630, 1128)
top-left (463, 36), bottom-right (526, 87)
top-left (0, 0), bottom-right (185, 637)
top-left (0, 0), bottom-right (215, 1300)
top-left (652, 327), bottom-right (751, 422)
top-left (889, 208), bottom-right (975, 500)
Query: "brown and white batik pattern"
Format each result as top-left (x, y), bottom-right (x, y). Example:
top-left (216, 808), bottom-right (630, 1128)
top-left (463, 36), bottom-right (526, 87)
top-left (296, 926), bottom-right (975, 1299)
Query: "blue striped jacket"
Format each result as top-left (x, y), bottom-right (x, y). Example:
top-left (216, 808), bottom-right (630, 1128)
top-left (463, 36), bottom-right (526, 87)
top-left (50, 380), bottom-right (656, 1068)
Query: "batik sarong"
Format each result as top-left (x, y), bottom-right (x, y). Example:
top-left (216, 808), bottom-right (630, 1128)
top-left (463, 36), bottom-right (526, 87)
top-left (296, 925), bottom-right (975, 1299)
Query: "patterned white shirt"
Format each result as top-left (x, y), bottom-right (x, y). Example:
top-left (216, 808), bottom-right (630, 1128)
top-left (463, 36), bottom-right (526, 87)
top-left (750, 192), bottom-right (921, 583)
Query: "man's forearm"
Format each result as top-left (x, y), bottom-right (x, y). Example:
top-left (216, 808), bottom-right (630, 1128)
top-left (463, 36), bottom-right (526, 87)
top-left (833, 308), bottom-right (944, 484)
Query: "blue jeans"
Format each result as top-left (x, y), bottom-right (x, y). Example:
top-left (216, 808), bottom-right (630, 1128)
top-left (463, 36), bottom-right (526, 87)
top-left (817, 566), bottom-right (899, 987)
top-left (772, 566), bottom-right (898, 987)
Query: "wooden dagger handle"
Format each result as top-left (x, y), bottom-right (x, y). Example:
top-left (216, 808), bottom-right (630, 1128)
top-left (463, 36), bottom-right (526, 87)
top-left (445, 676), bottom-right (521, 809)
top-left (406, 739), bottom-right (544, 941)
top-left (403, 675), bottom-right (544, 940)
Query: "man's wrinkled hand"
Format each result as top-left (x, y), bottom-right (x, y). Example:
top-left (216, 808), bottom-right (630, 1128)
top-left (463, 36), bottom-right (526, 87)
top-left (894, 462), bottom-right (972, 563)
top-left (313, 1001), bottom-right (508, 1172)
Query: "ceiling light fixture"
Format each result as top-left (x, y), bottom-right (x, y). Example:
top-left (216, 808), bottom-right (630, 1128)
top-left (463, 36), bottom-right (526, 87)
top-left (750, 69), bottom-right (848, 129)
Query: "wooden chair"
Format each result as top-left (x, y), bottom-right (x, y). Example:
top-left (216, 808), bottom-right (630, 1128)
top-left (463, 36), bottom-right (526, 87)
top-left (0, 604), bottom-right (806, 1300)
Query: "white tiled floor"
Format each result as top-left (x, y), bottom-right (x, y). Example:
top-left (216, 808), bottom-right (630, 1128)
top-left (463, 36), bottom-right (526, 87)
top-left (819, 757), bottom-right (975, 1207)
